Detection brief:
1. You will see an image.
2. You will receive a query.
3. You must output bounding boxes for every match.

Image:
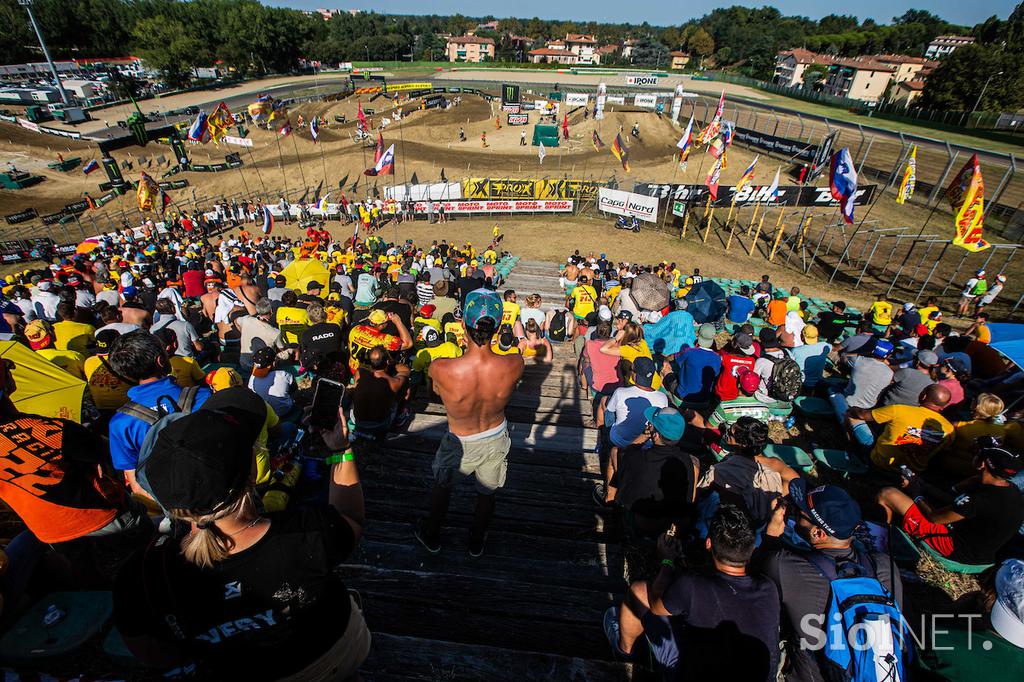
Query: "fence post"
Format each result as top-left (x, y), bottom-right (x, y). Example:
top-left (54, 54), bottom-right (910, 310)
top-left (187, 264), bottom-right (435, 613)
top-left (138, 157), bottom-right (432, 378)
top-left (983, 155), bottom-right (1016, 223)
top-left (855, 235), bottom-right (883, 289)
top-left (940, 250), bottom-right (971, 296)
top-left (796, 114), bottom-right (804, 141)
top-left (927, 144), bottom-right (958, 207)
top-left (916, 244), bottom-right (949, 301)
top-left (856, 136), bottom-right (874, 176)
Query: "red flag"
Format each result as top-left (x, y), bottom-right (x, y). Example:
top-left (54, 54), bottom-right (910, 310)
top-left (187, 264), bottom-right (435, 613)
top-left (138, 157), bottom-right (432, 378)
top-left (706, 155), bottom-right (723, 202)
top-left (357, 101), bottom-right (368, 129)
top-left (562, 113), bottom-right (569, 140)
top-left (373, 133), bottom-right (384, 164)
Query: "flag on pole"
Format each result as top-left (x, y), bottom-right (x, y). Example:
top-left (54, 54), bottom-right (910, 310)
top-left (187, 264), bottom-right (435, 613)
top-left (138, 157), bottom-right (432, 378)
top-left (310, 116), bottom-right (320, 143)
top-left (261, 205), bottom-right (274, 234)
top-left (538, 141), bottom-right (547, 164)
top-left (357, 100), bottom-right (368, 129)
top-left (372, 133), bottom-right (384, 165)
top-left (278, 117), bottom-right (292, 137)
top-left (592, 130), bottom-right (605, 151)
top-left (697, 91), bottom-right (726, 145)
top-left (82, 159), bottom-right (99, 174)
top-left (611, 133), bottom-right (630, 172)
top-left (562, 113), bottom-right (569, 140)
top-left (945, 154), bottom-right (990, 252)
top-left (136, 172), bottom-right (159, 211)
top-left (706, 155), bottom-right (723, 201)
top-left (896, 145), bottom-right (916, 205)
top-left (187, 111), bottom-right (209, 142)
top-left (316, 193), bottom-right (330, 212)
top-left (207, 103), bottom-right (235, 145)
top-left (829, 147), bottom-right (858, 224)
top-left (736, 155), bottom-right (759, 193)
top-left (676, 115), bottom-right (693, 162)
top-left (159, 190), bottom-right (171, 214)
top-left (364, 144), bottom-right (395, 176)
top-left (766, 166), bottom-right (782, 202)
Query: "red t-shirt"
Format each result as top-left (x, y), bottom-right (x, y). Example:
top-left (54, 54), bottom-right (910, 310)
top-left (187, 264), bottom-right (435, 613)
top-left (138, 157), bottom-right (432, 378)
top-left (715, 351), bottom-right (757, 401)
top-left (182, 270), bottom-right (206, 298)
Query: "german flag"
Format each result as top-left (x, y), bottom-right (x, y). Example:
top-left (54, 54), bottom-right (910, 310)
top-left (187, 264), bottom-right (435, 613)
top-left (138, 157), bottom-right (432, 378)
top-left (611, 133), bottom-right (630, 172)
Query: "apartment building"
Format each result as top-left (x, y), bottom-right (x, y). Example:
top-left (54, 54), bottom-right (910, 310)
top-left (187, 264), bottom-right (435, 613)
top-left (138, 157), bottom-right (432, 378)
top-left (925, 35), bottom-right (975, 59)
top-left (445, 35), bottom-right (496, 63)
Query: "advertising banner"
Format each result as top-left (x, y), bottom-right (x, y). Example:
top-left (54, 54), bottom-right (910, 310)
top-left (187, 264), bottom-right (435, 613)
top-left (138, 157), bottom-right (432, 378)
top-left (386, 82), bottom-right (433, 92)
top-left (730, 127), bottom-right (819, 163)
top-left (383, 183), bottom-right (462, 201)
top-left (626, 75), bottom-right (659, 86)
top-left (597, 187), bottom-right (659, 222)
top-left (633, 94), bottom-right (658, 109)
top-left (463, 178), bottom-right (605, 200)
top-left (411, 200), bottom-right (573, 214)
top-left (565, 93), bottom-right (590, 106)
top-left (501, 104), bottom-right (521, 113)
top-left (16, 118), bottom-right (39, 133)
top-left (4, 208), bottom-right (38, 225)
top-left (638, 182), bottom-right (877, 208)
top-left (606, 95), bottom-right (626, 105)
top-left (423, 95), bottom-right (446, 109)
top-left (502, 83), bottom-right (521, 106)
top-left (224, 135), bottom-right (253, 147)
top-left (536, 179), bottom-right (604, 200)
top-left (508, 113), bottom-right (529, 125)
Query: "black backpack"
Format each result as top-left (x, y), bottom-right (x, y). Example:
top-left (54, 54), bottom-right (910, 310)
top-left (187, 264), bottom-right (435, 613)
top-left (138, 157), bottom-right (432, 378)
top-left (765, 354), bottom-right (803, 402)
top-left (549, 310), bottom-right (568, 342)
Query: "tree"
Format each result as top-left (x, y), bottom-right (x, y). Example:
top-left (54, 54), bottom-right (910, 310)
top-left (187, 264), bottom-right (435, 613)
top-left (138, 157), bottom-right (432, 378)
top-left (919, 43), bottom-right (1024, 111)
top-left (132, 15), bottom-right (211, 87)
top-left (802, 63), bottom-right (829, 90)
top-left (687, 27), bottom-right (714, 67)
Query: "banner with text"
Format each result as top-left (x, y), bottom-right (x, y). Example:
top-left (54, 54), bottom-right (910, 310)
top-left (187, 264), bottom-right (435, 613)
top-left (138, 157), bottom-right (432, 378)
top-left (463, 178), bottom-right (605, 200)
top-left (383, 183), bottom-right (463, 201)
top-left (598, 187), bottom-right (660, 222)
top-left (412, 200), bottom-right (573, 214)
top-left (633, 94), bottom-right (658, 109)
top-left (635, 182), bottom-right (877, 210)
top-left (564, 93), bottom-right (590, 106)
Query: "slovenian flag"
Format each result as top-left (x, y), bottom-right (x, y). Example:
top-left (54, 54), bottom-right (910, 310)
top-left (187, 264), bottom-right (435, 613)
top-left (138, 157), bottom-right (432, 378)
top-left (310, 117), bottom-right (319, 143)
top-left (187, 111), bottom-right (208, 142)
top-left (676, 115), bottom-right (693, 161)
top-left (261, 205), bottom-right (274, 234)
top-left (364, 144), bottom-right (395, 176)
top-left (83, 159), bottom-right (99, 174)
top-left (829, 147), bottom-right (858, 224)
top-left (736, 155), bottom-right (758, 193)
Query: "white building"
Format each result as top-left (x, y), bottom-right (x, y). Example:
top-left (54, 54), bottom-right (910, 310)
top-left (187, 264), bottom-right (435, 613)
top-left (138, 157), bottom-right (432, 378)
top-left (925, 35), bottom-right (975, 59)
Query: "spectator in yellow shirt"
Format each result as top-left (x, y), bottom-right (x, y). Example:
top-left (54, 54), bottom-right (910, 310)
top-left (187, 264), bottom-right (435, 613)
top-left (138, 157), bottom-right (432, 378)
top-left (153, 327), bottom-right (205, 387)
top-left (52, 302), bottom-right (96, 355)
top-left (25, 320), bottom-right (85, 379)
top-left (83, 329), bottom-right (132, 412)
top-left (568, 275), bottom-right (598, 321)
top-left (847, 384), bottom-right (954, 473)
top-left (275, 290), bottom-right (310, 344)
top-left (869, 292), bottom-right (893, 329)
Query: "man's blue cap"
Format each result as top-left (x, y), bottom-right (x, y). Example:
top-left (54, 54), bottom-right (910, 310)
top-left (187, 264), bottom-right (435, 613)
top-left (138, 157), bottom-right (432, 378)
top-left (463, 288), bottom-right (502, 329)
top-left (644, 406), bottom-right (685, 443)
top-left (788, 479), bottom-right (862, 540)
top-left (122, 285), bottom-right (137, 298)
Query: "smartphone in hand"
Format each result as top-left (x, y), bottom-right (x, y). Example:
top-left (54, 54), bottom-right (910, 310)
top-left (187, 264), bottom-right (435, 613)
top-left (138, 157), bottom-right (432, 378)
top-left (310, 378), bottom-right (346, 431)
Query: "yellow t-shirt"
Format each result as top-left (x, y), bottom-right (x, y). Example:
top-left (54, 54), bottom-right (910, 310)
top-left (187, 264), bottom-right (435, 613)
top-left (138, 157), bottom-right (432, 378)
top-left (412, 342), bottom-right (462, 373)
top-left (483, 249), bottom-right (497, 264)
top-left (501, 301), bottom-right (521, 328)
top-left (918, 306), bottom-right (939, 330)
top-left (869, 301), bottom-right (893, 326)
top-left (36, 348), bottom-right (85, 380)
top-left (976, 323), bottom-right (991, 344)
top-left (869, 404), bottom-right (954, 472)
top-left (168, 355), bottom-right (205, 387)
top-left (570, 284), bottom-right (597, 319)
top-left (444, 321), bottom-right (466, 348)
top-left (52, 320), bottom-right (96, 355)
top-left (620, 341), bottom-right (662, 390)
top-left (276, 306), bottom-right (310, 343)
top-left (254, 401), bottom-right (280, 486)
top-left (83, 355), bottom-right (131, 411)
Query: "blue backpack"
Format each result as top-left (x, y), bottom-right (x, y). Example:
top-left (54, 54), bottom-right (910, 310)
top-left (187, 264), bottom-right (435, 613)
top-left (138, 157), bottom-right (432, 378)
top-left (805, 549), bottom-right (911, 682)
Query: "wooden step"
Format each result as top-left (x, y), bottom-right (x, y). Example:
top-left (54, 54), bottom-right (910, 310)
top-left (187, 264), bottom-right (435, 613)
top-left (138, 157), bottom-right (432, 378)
top-left (362, 633), bottom-right (635, 681)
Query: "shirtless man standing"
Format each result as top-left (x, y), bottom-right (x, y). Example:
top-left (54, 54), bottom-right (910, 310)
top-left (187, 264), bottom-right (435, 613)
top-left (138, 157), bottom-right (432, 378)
top-left (415, 288), bottom-right (524, 557)
top-left (232, 273), bottom-right (262, 315)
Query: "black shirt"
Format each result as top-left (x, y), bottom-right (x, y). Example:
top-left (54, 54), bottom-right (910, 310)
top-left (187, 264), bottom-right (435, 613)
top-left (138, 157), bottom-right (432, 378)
top-left (661, 570), bottom-right (781, 682)
top-left (612, 444), bottom-right (695, 524)
top-left (756, 538), bottom-right (902, 682)
top-left (948, 480), bottom-right (1024, 565)
top-left (300, 322), bottom-right (344, 358)
top-left (816, 311), bottom-right (847, 343)
top-left (114, 505), bottom-right (355, 679)
top-left (353, 370), bottom-right (397, 423)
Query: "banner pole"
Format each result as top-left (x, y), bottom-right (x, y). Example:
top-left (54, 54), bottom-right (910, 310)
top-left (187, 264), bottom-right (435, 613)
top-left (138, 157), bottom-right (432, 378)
top-left (748, 213), bottom-right (766, 257)
top-left (273, 132), bottom-right (290, 199)
top-left (702, 205), bottom-right (715, 243)
top-left (725, 195), bottom-right (738, 251)
top-left (747, 201), bottom-right (760, 236)
top-left (681, 205), bottom-right (689, 239)
top-left (769, 213), bottom-right (787, 261)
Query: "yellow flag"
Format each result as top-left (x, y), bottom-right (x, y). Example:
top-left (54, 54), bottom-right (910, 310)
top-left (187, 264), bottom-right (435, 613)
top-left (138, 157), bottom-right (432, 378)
top-left (945, 154), bottom-right (990, 252)
top-left (895, 145), bottom-right (916, 205)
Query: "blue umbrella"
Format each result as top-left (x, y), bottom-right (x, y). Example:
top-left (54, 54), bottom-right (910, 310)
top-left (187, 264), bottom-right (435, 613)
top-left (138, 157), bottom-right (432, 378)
top-left (683, 280), bottom-right (727, 323)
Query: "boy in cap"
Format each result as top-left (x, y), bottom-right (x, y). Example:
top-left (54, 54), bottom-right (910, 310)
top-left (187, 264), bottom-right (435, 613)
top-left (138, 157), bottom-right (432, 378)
top-left (877, 443), bottom-right (1023, 566)
top-left (25, 319), bottom-right (85, 379)
top-left (416, 289), bottom-right (524, 557)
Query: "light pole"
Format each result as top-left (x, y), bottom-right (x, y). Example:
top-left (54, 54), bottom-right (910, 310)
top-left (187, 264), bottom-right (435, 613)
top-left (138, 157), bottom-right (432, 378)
top-left (970, 70), bottom-right (1003, 116)
top-left (19, 0), bottom-right (70, 106)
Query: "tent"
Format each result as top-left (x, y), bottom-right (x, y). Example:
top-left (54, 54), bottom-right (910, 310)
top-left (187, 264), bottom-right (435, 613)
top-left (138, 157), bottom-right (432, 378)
top-left (0, 341), bottom-right (86, 423)
top-left (280, 258), bottom-right (329, 293)
top-left (531, 124), bottom-right (560, 148)
top-left (988, 323), bottom-right (1024, 370)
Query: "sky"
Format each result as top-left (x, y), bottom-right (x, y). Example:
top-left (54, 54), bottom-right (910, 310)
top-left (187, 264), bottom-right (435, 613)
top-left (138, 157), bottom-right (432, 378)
top-left (279, 1), bottom-right (1015, 28)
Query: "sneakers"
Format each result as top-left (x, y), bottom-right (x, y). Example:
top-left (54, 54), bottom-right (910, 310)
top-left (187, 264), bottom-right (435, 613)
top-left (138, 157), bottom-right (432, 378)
top-left (468, 532), bottom-right (488, 558)
top-left (593, 483), bottom-right (613, 508)
top-left (413, 521), bottom-right (441, 555)
top-left (603, 606), bottom-right (633, 659)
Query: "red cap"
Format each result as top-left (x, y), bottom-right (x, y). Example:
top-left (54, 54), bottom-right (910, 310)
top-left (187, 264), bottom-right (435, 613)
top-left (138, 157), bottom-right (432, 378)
top-left (738, 367), bottom-right (760, 395)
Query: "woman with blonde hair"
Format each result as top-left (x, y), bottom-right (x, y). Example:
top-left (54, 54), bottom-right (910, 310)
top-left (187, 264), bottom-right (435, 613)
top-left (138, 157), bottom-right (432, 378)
top-left (599, 321), bottom-right (662, 389)
top-left (114, 387), bottom-right (370, 680)
top-left (520, 318), bottom-right (553, 362)
top-left (939, 393), bottom-right (1008, 479)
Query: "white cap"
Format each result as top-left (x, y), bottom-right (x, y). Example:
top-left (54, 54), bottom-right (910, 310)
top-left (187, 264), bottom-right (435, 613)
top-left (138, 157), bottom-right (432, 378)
top-left (598, 305), bottom-right (612, 322)
top-left (646, 310), bottom-right (663, 324)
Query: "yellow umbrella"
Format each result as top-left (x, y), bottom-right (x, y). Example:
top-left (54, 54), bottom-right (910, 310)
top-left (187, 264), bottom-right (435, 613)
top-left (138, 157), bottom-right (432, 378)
top-left (76, 239), bottom-right (100, 255)
top-left (0, 341), bottom-right (86, 423)
top-left (280, 258), bottom-right (329, 292)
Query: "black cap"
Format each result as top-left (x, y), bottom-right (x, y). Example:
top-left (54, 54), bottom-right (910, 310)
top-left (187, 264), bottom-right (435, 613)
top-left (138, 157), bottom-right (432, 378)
top-left (95, 328), bottom-right (120, 353)
top-left (831, 301), bottom-right (847, 310)
top-left (252, 346), bottom-right (277, 369)
top-left (632, 356), bottom-right (657, 387)
top-left (307, 280), bottom-right (323, 291)
top-left (788, 479), bottom-right (862, 540)
top-left (616, 310), bottom-right (633, 320)
top-left (141, 387), bottom-right (264, 515)
top-left (979, 446), bottom-right (1023, 479)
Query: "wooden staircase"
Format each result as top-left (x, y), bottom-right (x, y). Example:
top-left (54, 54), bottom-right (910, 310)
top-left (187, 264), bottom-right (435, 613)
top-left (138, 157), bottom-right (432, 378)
top-left (352, 260), bottom-right (634, 680)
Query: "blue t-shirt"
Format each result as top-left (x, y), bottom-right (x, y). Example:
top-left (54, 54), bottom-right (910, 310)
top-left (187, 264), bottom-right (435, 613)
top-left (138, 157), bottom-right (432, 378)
top-left (726, 295), bottom-right (756, 324)
top-left (788, 341), bottom-right (831, 387)
top-left (674, 346), bottom-right (722, 402)
top-left (108, 377), bottom-right (212, 471)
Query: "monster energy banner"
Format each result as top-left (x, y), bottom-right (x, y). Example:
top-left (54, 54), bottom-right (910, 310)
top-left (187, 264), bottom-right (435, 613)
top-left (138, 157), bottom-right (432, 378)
top-left (158, 179), bottom-right (190, 190)
top-left (62, 200), bottom-right (90, 215)
top-left (633, 182), bottom-right (877, 209)
top-left (730, 127), bottom-right (819, 163)
top-left (189, 159), bottom-right (243, 172)
top-left (41, 211), bottom-right (68, 225)
top-left (464, 178), bottom-right (606, 200)
top-left (4, 209), bottom-right (38, 225)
